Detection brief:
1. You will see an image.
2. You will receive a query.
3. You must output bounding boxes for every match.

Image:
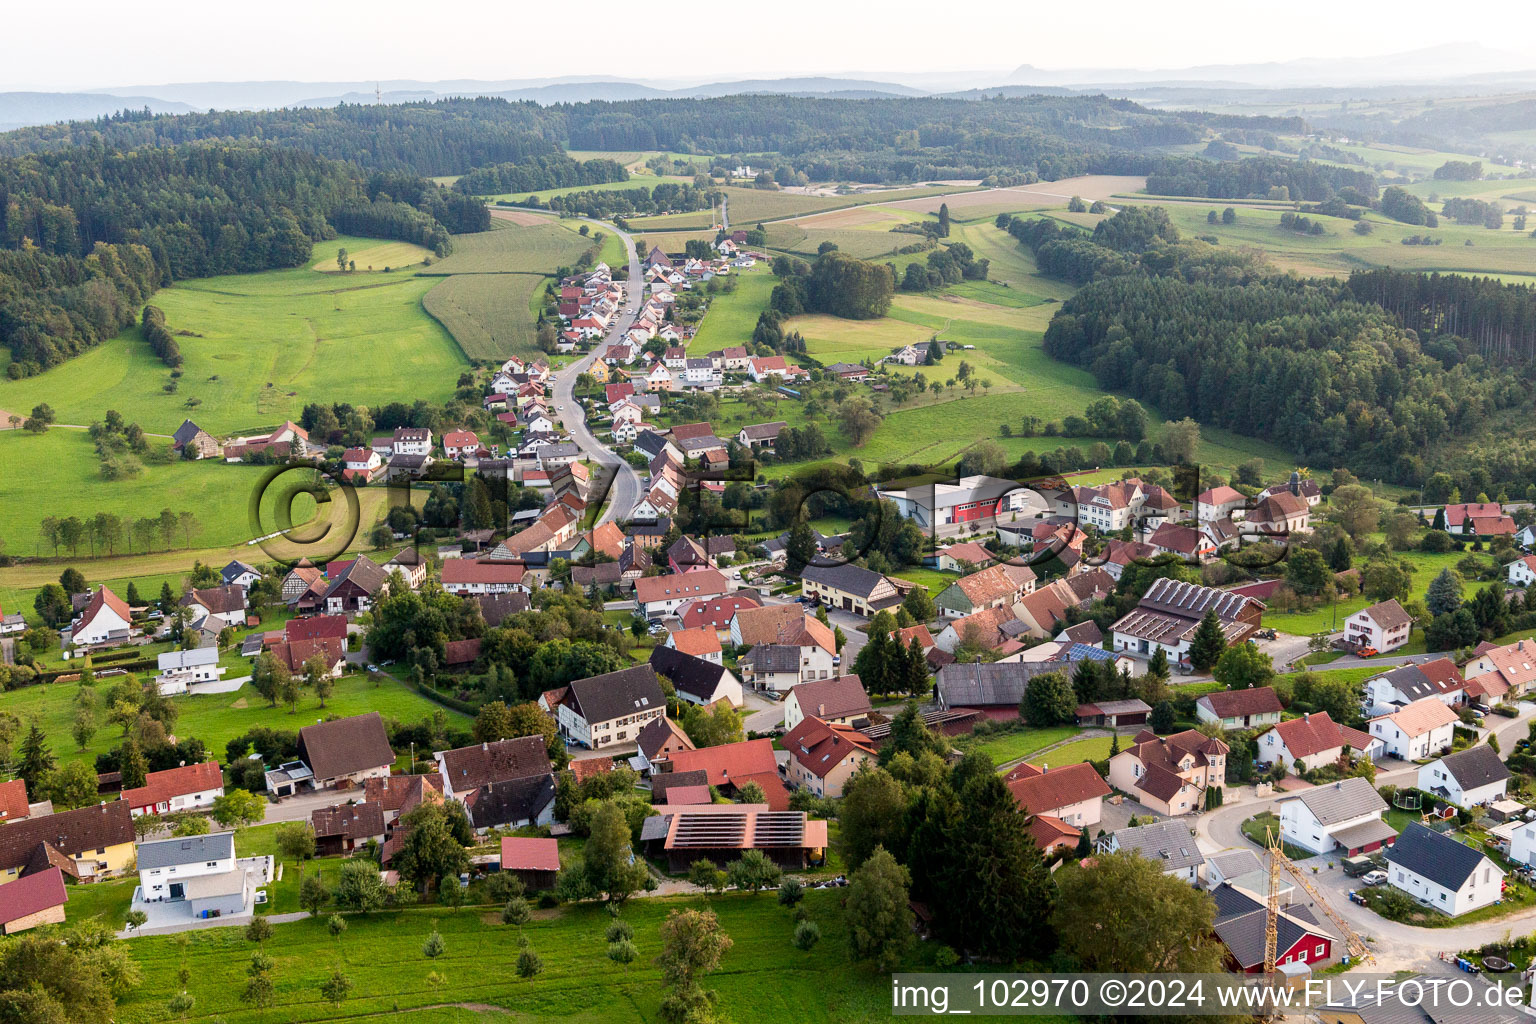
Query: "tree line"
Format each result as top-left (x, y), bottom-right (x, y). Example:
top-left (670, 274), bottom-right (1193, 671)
top-left (454, 154), bottom-right (630, 196)
top-left (1346, 268), bottom-right (1536, 364)
top-left (1145, 154), bottom-right (1377, 202)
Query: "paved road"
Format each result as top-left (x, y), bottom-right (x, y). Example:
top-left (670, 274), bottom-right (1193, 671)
top-left (550, 217), bottom-right (645, 526)
top-left (1198, 700), bottom-right (1536, 969)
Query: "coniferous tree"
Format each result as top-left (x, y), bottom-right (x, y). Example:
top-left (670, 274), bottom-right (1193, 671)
top-left (1187, 610), bottom-right (1227, 672)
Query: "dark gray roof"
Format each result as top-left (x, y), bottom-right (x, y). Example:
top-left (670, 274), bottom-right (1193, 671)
top-left (468, 775), bottom-right (557, 830)
top-left (474, 591), bottom-right (531, 626)
top-left (323, 555), bottom-right (388, 598)
top-left (633, 430), bottom-right (672, 459)
top-left (1109, 820), bottom-right (1204, 871)
top-left (1205, 849), bottom-right (1262, 881)
top-left (799, 562), bottom-right (889, 599)
top-left (172, 419), bottom-right (205, 445)
top-left (649, 646), bottom-right (732, 702)
top-left (1375, 665), bottom-right (1441, 702)
top-left (640, 814), bottom-right (673, 842)
top-left (541, 443), bottom-right (580, 458)
top-left (741, 644), bottom-right (800, 673)
top-left (221, 560), bottom-right (260, 583)
top-left (137, 831), bottom-right (236, 870)
top-left (650, 771), bottom-right (708, 803)
top-left (564, 666), bottom-right (665, 725)
top-left (1281, 776), bottom-right (1387, 826)
top-left (935, 660), bottom-right (1072, 709)
top-left (1211, 883), bottom-right (1333, 969)
top-left (1436, 744), bottom-right (1512, 791)
top-left (678, 435), bottom-right (726, 454)
top-left (1386, 821), bottom-right (1494, 890)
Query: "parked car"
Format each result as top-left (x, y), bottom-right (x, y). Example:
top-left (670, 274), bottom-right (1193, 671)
top-left (1361, 870), bottom-right (1388, 886)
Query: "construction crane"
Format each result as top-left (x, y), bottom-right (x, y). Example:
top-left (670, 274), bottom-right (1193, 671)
top-left (1263, 829), bottom-right (1371, 981)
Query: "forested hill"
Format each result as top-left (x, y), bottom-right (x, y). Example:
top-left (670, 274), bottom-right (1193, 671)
top-left (0, 145), bottom-right (486, 374)
top-left (0, 94), bottom-right (1300, 183)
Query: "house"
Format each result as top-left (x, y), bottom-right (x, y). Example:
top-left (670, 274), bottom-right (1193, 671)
top-left (934, 563), bottom-right (1037, 618)
top-left (664, 739), bottom-right (785, 805)
top-left (736, 421), bottom-right (785, 449)
top-left (442, 429), bottom-right (480, 459)
top-left (293, 712), bottom-right (395, 791)
top-left (737, 615), bottom-right (837, 691)
top-left (135, 831), bottom-right (268, 918)
top-left (440, 559), bottom-right (528, 596)
top-left (748, 356), bottom-right (792, 382)
top-left (435, 735), bottom-right (552, 804)
top-left (322, 557), bottom-right (389, 615)
top-left (391, 427), bottom-right (432, 457)
top-left (363, 773), bottom-right (445, 828)
top-left (1462, 638), bottom-right (1536, 701)
top-left (783, 675), bottom-right (872, 731)
top-left (0, 781), bottom-right (29, 825)
top-left (1385, 821), bottom-right (1504, 917)
top-left (1277, 776), bottom-right (1396, 856)
top-left (635, 717), bottom-right (695, 774)
top-left (180, 584), bottom-right (248, 629)
top-left (154, 647), bottom-right (226, 696)
top-left (1443, 502), bottom-right (1512, 536)
top-left (558, 666), bottom-right (666, 749)
top-left (1245, 489), bottom-right (1311, 535)
top-left (644, 803), bottom-right (826, 871)
top-left (171, 418), bottom-right (221, 459)
top-left (1212, 883), bottom-right (1336, 973)
top-left (1073, 698), bottom-right (1151, 729)
top-left (799, 563), bottom-right (902, 616)
top-left (1005, 762), bottom-right (1111, 828)
top-left (782, 717), bottom-right (878, 798)
top-left (934, 659), bottom-right (1073, 720)
top-left (933, 540), bottom-right (994, 573)
top-left (1368, 697), bottom-right (1458, 760)
top-left (824, 361), bottom-right (871, 381)
top-left (729, 603), bottom-right (805, 648)
top-left (121, 761), bottom-right (224, 817)
top-left (69, 586), bottom-right (133, 647)
top-left (1099, 819), bottom-right (1206, 883)
top-left (222, 420), bottom-right (312, 462)
top-left (267, 636), bottom-right (346, 677)
top-left (1110, 578), bottom-right (1263, 663)
top-left (1099, 539), bottom-right (1159, 581)
top-left (1345, 599), bottom-right (1413, 654)
top-left (1062, 479), bottom-right (1179, 534)
top-left (498, 836), bottom-right (560, 891)
top-left (1364, 659), bottom-right (1466, 715)
top-left (1195, 687), bottom-right (1284, 731)
top-left (649, 646), bottom-right (744, 708)
top-left (664, 627), bottom-right (723, 664)
top-left (737, 644), bottom-right (802, 693)
top-left (634, 570), bottom-right (730, 619)
top-left (876, 474), bottom-right (1032, 529)
top-left (1108, 729), bottom-right (1229, 816)
top-left (0, 801), bottom-right (136, 885)
top-left (1418, 744), bottom-right (1510, 808)
top-left (311, 802), bottom-right (386, 856)
top-left (886, 344), bottom-right (922, 366)
top-left (1146, 522), bottom-right (1217, 562)
top-left (221, 560), bottom-right (262, 590)
top-left (0, 867), bottom-right (68, 933)
top-left (1195, 485), bottom-right (1247, 522)
top-left (1508, 555), bottom-right (1536, 588)
top-left (280, 561), bottom-right (326, 608)
top-left (1257, 712), bottom-right (1379, 772)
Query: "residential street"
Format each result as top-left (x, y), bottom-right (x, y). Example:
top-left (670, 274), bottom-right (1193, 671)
top-left (548, 215), bottom-right (644, 526)
top-left (1195, 700), bottom-right (1536, 970)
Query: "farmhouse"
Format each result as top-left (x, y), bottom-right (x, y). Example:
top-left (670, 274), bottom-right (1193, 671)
top-left (280, 561), bottom-right (326, 608)
top-left (121, 761), bottom-right (224, 817)
top-left (1005, 762), bottom-right (1110, 828)
top-left (439, 559), bottom-right (528, 595)
top-left (1099, 819), bottom-right (1205, 883)
top-left (799, 563), bottom-right (901, 616)
top-left (558, 666), bottom-right (666, 749)
top-left (69, 586), bottom-right (133, 647)
top-left (664, 739), bottom-right (787, 806)
top-left (783, 675), bottom-right (872, 731)
top-left (1344, 599), bottom-right (1412, 654)
top-left (1418, 744), bottom-right (1510, 808)
top-left (171, 419), bottom-right (222, 459)
top-left (934, 659), bottom-right (1072, 720)
top-left (1195, 686), bottom-right (1284, 731)
top-left (290, 712), bottom-right (394, 792)
top-left (635, 717), bottom-right (695, 775)
top-left (1107, 729), bottom-right (1228, 817)
top-left (1256, 712), bottom-right (1378, 772)
top-left (322, 556), bottom-right (389, 615)
top-left (180, 584), bottom-right (248, 629)
top-left (1385, 821), bottom-right (1504, 917)
top-left (1443, 502), bottom-right (1513, 537)
top-left (1110, 578), bottom-right (1263, 663)
top-left (934, 563), bottom-right (1037, 618)
top-left (434, 735), bottom-right (552, 803)
top-left (311, 802), bottom-right (387, 856)
top-left (1368, 697), bottom-right (1458, 760)
top-left (648, 646), bottom-right (744, 707)
top-left (1277, 777), bottom-right (1395, 856)
top-left (0, 801), bottom-right (135, 886)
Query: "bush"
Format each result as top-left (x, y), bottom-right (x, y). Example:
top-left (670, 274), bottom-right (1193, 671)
top-left (934, 945), bottom-right (960, 969)
top-left (792, 919), bottom-right (821, 951)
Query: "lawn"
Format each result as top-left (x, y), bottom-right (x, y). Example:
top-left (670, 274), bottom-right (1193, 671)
top-left (625, 184), bottom-right (982, 232)
top-left (956, 726), bottom-right (1080, 766)
top-left (110, 887), bottom-right (928, 1024)
top-left (312, 237), bottom-right (433, 274)
top-left (0, 239), bottom-right (467, 438)
top-left (685, 269), bottom-right (776, 353)
top-left (1026, 736), bottom-right (1116, 767)
top-left (5, 671), bottom-right (468, 769)
top-left (1240, 812), bottom-right (1314, 860)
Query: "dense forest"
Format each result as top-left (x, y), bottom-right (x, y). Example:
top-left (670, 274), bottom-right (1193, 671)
top-left (0, 146), bottom-right (481, 373)
top-left (511, 181), bottom-right (720, 220)
top-left (453, 154), bottom-right (629, 196)
top-left (1346, 269), bottom-right (1536, 362)
top-left (1144, 155), bottom-right (1377, 201)
top-left (1042, 274), bottom-right (1529, 481)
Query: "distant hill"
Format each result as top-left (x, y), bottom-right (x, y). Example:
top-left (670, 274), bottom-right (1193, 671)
top-left (0, 91), bottom-right (193, 131)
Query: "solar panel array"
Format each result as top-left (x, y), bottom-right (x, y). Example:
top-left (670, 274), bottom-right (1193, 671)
top-left (752, 812), bottom-right (806, 847)
top-left (671, 812), bottom-right (747, 849)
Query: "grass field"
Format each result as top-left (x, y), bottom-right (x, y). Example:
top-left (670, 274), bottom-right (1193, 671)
top-left (313, 237), bottom-right (433, 273)
top-left (107, 887), bottom-right (944, 1024)
top-left (479, 174), bottom-right (696, 204)
top-left (418, 218), bottom-right (594, 276)
top-left (423, 273), bottom-right (549, 361)
top-left (956, 726), bottom-right (1080, 765)
top-left (625, 184), bottom-right (984, 232)
top-left (8, 670), bottom-right (468, 769)
top-left (685, 269), bottom-right (777, 352)
top-left (1026, 736), bottom-right (1115, 767)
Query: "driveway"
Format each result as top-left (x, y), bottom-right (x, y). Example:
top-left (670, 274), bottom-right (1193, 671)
top-left (741, 690), bottom-right (784, 735)
top-left (261, 787), bottom-right (367, 824)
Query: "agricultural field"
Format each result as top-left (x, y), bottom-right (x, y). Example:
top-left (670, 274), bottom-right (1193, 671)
top-left (106, 888), bottom-right (942, 1024)
top-left (419, 217), bottom-right (594, 275)
top-left (685, 269), bottom-right (777, 353)
top-left (625, 183), bottom-right (985, 231)
top-left (423, 273), bottom-right (549, 361)
top-left (7, 669), bottom-right (467, 769)
top-left (312, 236), bottom-right (433, 273)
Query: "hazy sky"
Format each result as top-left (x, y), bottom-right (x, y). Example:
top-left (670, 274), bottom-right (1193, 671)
top-left (7, 0), bottom-right (1535, 91)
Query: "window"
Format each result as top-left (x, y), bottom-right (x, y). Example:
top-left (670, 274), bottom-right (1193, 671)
top-left (1315, 944), bottom-right (1324, 956)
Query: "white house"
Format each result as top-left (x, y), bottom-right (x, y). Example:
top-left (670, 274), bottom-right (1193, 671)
top-left (221, 561), bottom-right (262, 590)
top-left (135, 832), bottom-right (262, 918)
top-left (1363, 659), bottom-right (1467, 716)
top-left (1385, 821), bottom-right (1504, 917)
top-left (121, 762), bottom-right (225, 817)
top-left (886, 344), bottom-right (922, 366)
top-left (1343, 599), bottom-right (1412, 653)
top-left (1098, 820), bottom-right (1206, 884)
top-left (1277, 777), bottom-right (1396, 856)
top-left (1195, 485), bottom-right (1247, 523)
top-left (1368, 697), bottom-right (1458, 760)
top-left (1507, 818), bottom-right (1536, 869)
top-left (1256, 712), bottom-right (1380, 772)
top-left (154, 647), bottom-right (226, 696)
top-left (69, 587), bottom-right (134, 647)
top-left (633, 570), bottom-right (729, 619)
top-left (556, 666), bottom-right (665, 750)
top-left (1508, 555), bottom-right (1536, 588)
top-left (392, 427), bottom-right (432, 456)
top-left (1417, 744), bottom-right (1510, 808)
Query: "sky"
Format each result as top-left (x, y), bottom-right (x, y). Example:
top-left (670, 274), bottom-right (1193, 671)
top-left (7, 0), bottom-right (1536, 91)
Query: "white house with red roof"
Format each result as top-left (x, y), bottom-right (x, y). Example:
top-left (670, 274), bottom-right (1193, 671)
top-left (1463, 638), bottom-right (1536, 701)
top-left (1005, 761), bottom-right (1111, 828)
top-left (1368, 697), bottom-right (1458, 760)
top-left (342, 446), bottom-right (383, 483)
top-left (1508, 555), bottom-right (1536, 588)
top-left (69, 586), bottom-right (134, 647)
top-left (1196, 485), bottom-right (1247, 523)
top-left (1443, 502), bottom-right (1512, 536)
top-left (440, 559), bottom-right (528, 596)
top-left (121, 762), bottom-right (225, 817)
top-left (1256, 712), bottom-right (1380, 772)
top-left (442, 430), bottom-right (480, 459)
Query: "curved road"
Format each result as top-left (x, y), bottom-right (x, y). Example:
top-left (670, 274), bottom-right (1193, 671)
top-left (550, 218), bottom-right (645, 525)
top-left (1196, 701), bottom-right (1536, 968)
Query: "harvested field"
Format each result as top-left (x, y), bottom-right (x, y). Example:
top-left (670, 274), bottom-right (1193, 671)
top-left (885, 175), bottom-right (1147, 215)
top-left (488, 206), bottom-right (554, 227)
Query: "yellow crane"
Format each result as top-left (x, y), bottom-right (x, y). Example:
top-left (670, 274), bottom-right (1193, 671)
top-left (1263, 829), bottom-right (1372, 981)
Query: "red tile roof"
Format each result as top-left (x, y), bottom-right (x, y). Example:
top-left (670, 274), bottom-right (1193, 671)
top-left (76, 585), bottom-right (131, 635)
top-left (783, 717), bottom-right (877, 779)
top-left (569, 758), bottom-right (614, 784)
top-left (0, 866), bottom-right (67, 926)
top-left (0, 779), bottom-right (28, 822)
top-left (665, 738), bottom-right (777, 788)
top-left (285, 615), bottom-right (348, 642)
top-left (443, 638), bottom-right (482, 667)
top-left (634, 570), bottom-right (728, 606)
top-left (120, 761), bottom-right (223, 811)
top-left (441, 560), bottom-right (527, 586)
top-left (500, 836), bottom-right (560, 872)
top-left (1006, 762), bottom-right (1111, 816)
top-left (1269, 712), bottom-right (1357, 758)
top-left (669, 628), bottom-right (723, 658)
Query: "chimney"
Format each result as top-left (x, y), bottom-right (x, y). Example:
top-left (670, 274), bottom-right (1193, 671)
top-left (482, 742), bottom-right (488, 751)
top-left (818, 703), bottom-right (826, 716)
top-left (1304, 712), bottom-right (1310, 722)
top-left (1041, 763), bottom-right (1048, 773)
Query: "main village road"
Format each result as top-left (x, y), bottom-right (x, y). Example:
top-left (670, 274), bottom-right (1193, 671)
top-left (1195, 700), bottom-right (1536, 969)
top-left (548, 216), bottom-right (645, 525)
